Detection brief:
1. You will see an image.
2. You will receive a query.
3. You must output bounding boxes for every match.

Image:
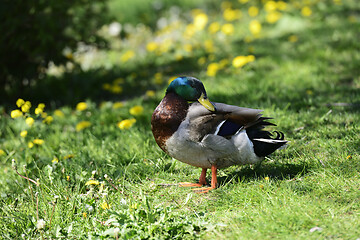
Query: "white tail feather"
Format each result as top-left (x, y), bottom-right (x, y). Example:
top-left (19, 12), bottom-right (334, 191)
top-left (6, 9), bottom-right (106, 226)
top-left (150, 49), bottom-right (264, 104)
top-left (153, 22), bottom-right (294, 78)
top-left (252, 138), bottom-right (288, 144)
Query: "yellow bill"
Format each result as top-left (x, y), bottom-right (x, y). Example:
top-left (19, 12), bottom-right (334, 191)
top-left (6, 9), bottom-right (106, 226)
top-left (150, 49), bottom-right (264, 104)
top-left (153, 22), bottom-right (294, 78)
top-left (198, 93), bottom-right (215, 111)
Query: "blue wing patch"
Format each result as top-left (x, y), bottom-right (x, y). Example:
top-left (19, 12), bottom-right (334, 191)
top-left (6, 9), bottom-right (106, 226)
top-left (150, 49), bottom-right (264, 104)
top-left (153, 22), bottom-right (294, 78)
top-left (216, 120), bottom-right (243, 137)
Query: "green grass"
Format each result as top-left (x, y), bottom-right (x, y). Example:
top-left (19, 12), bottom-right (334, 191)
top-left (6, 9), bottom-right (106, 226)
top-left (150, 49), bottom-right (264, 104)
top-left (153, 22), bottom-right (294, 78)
top-left (1, 0), bottom-right (360, 239)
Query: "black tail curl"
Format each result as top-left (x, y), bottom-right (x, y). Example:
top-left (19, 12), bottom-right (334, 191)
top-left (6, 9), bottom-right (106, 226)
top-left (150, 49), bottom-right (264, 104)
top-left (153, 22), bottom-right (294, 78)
top-left (245, 117), bottom-right (287, 157)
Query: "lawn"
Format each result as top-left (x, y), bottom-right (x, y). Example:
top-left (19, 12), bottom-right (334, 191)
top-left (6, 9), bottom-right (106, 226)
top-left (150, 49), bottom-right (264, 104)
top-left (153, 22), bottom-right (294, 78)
top-left (1, 0), bottom-right (359, 239)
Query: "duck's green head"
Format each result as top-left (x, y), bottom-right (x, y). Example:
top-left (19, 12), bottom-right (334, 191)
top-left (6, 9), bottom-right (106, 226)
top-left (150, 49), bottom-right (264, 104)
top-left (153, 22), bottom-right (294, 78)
top-left (167, 76), bottom-right (215, 111)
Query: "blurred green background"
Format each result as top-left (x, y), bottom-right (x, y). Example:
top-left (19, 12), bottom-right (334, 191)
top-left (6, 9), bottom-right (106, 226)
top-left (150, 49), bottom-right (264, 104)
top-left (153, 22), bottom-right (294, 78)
top-left (1, 0), bottom-right (358, 108)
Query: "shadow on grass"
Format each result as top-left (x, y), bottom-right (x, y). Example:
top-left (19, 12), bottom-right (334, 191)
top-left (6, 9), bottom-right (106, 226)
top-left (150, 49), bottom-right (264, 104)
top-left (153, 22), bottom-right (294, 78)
top-left (1, 56), bottom-right (201, 108)
top-left (217, 161), bottom-right (310, 187)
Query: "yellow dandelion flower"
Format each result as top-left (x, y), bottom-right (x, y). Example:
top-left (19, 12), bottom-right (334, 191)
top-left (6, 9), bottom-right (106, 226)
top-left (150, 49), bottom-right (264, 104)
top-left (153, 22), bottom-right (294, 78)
top-left (232, 56), bottom-right (248, 68)
top-left (16, 98), bottom-right (25, 108)
top-left (76, 102), bottom-right (87, 111)
top-left (184, 24), bottom-right (196, 39)
top-left (346, 155), bottom-right (352, 159)
top-left (146, 42), bottom-right (158, 52)
top-left (21, 101), bottom-right (31, 113)
top-left (41, 112), bottom-right (48, 118)
top-left (204, 40), bottom-right (214, 53)
top-left (248, 6), bottom-right (259, 17)
top-left (38, 103), bottom-right (45, 110)
top-left (20, 130), bottom-right (28, 138)
top-left (54, 109), bottom-right (64, 118)
top-left (265, 1), bottom-right (277, 12)
top-left (112, 102), bottom-right (124, 109)
top-left (66, 175), bottom-right (70, 181)
top-left (130, 203), bottom-right (140, 209)
top-left (25, 117), bottom-right (35, 127)
top-left (193, 12), bottom-right (208, 30)
top-left (247, 55), bottom-right (256, 62)
top-left (101, 202), bottom-right (110, 210)
top-left (288, 35), bottom-right (298, 42)
top-left (28, 142), bottom-right (34, 148)
top-left (110, 85), bottom-right (123, 94)
top-left (184, 44), bottom-right (193, 53)
top-left (11, 109), bottom-right (23, 118)
top-left (129, 106), bottom-right (144, 116)
top-left (117, 119), bottom-right (136, 130)
top-left (219, 59), bottom-right (229, 68)
top-left (154, 72), bottom-right (163, 85)
top-left (198, 57), bottom-right (207, 66)
top-left (102, 83), bottom-right (111, 90)
top-left (266, 11), bottom-right (282, 23)
top-left (76, 121), bottom-right (91, 131)
top-left (208, 22), bottom-right (221, 34)
top-left (43, 116), bottom-right (53, 124)
top-left (145, 90), bottom-right (156, 97)
top-left (223, 8), bottom-right (242, 21)
top-left (301, 6), bottom-right (312, 17)
top-left (221, 23), bottom-right (235, 35)
top-left (206, 63), bottom-right (220, 77)
top-left (64, 154), bottom-right (74, 159)
top-left (85, 180), bottom-right (100, 185)
top-left (249, 20), bottom-right (262, 35)
top-left (35, 107), bottom-right (43, 115)
top-left (82, 212), bottom-right (87, 218)
top-left (33, 139), bottom-right (44, 145)
top-left (0, 149), bottom-right (6, 156)
top-left (121, 50), bottom-right (135, 62)
top-left (52, 157), bottom-right (59, 163)
top-left (265, 176), bottom-right (270, 181)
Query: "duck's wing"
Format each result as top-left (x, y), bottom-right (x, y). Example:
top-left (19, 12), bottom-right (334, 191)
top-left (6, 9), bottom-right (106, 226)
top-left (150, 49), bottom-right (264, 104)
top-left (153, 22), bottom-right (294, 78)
top-left (213, 102), bottom-right (263, 127)
top-left (186, 102), bottom-right (263, 141)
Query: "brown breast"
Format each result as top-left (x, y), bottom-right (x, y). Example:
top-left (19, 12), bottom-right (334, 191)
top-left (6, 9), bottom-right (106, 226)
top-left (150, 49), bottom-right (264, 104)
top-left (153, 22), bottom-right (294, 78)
top-left (151, 92), bottom-right (189, 153)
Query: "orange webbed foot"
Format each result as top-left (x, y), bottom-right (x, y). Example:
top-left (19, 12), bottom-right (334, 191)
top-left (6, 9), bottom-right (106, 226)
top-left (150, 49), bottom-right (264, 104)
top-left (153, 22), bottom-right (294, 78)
top-left (192, 186), bottom-right (216, 194)
top-left (178, 182), bottom-right (204, 187)
top-left (186, 166), bottom-right (218, 194)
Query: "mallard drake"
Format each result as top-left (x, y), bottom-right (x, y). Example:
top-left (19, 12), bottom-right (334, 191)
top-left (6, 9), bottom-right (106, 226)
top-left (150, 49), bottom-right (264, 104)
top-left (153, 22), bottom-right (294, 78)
top-left (151, 76), bottom-right (287, 192)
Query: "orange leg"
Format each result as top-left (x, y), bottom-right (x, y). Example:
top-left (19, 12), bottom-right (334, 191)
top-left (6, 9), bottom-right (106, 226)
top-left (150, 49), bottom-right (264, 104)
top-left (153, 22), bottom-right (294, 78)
top-left (193, 165), bottom-right (217, 193)
top-left (179, 168), bottom-right (207, 187)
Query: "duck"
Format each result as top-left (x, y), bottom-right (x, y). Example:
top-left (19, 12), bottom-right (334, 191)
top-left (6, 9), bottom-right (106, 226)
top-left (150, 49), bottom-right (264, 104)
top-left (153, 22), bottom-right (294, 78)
top-left (151, 76), bottom-right (287, 193)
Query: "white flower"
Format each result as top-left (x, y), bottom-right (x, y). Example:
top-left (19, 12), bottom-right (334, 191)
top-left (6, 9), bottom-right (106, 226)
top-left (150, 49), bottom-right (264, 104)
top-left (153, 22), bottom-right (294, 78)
top-left (37, 219), bottom-right (46, 230)
top-left (85, 204), bottom-right (94, 213)
top-left (108, 22), bottom-right (122, 36)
